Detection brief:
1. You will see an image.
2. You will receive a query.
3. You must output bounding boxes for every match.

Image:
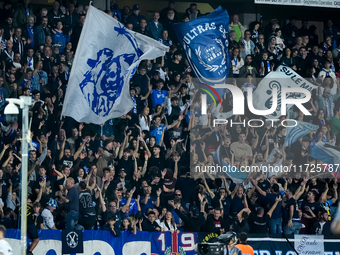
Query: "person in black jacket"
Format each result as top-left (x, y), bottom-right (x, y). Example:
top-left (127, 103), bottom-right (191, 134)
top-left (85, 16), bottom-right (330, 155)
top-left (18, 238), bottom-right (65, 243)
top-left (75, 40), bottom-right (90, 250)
top-left (169, 194), bottom-right (206, 232)
top-left (0, 207), bottom-right (16, 229)
top-left (205, 208), bottom-right (228, 234)
top-left (102, 216), bottom-right (121, 237)
top-left (141, 211), bottom-right (162, 232)
top-left (311, 209), bottom-right (332, 235)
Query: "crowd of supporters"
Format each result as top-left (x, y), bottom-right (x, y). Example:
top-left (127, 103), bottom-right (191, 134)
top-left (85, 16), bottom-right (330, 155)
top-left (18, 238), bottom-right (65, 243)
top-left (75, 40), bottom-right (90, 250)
top-left (0, 0), bottom-right (339, 254)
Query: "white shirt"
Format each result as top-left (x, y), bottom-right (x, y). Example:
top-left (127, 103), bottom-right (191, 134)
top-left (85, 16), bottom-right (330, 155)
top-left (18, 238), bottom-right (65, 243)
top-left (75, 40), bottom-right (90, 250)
top-left (13, 62), bottom-right (21, 69)
top-left (0, 239), bottom-right (13, 255)
top-left (159, 221), bottom-right (177, 231)
top-left (139, 114), bottom-right (152, 131)
top-left (243, 40), bottom-right (251, 56)
top-left (41, 208), bottom-right (55, 229)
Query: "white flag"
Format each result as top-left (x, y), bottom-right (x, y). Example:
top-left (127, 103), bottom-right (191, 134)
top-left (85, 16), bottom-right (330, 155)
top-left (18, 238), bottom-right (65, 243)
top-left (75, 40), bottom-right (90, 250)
top-left (310, 141), bottom-right (340, 165)
top-left (252, 65), bottom-right (317, 119)
top-left (284, 121), bottom-right (319, 146)
top-left (62, 5), bottom-right (168, 124)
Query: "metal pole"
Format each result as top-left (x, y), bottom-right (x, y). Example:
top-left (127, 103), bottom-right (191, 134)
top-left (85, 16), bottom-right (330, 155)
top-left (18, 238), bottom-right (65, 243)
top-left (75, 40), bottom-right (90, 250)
top-left (20, 96), bottom-right (31, 255)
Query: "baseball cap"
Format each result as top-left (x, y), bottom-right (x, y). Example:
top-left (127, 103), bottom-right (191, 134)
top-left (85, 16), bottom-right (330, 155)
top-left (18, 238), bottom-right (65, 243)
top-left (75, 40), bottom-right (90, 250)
top-left (133, 4), bottom-right (140, 10)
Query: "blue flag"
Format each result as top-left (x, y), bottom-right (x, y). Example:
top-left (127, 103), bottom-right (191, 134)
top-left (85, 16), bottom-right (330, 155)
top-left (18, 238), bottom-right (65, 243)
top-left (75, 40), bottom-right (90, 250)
top-left (310, 141), bottom-right (340, 166)
top-left (284, 121), bottom-right (319, 146)
top-left (62, 230), bottom-right (83, 254)
top-left (213, 146), bottom-right (248, 183)
top-left (173, 7), bottom-right (230, 86)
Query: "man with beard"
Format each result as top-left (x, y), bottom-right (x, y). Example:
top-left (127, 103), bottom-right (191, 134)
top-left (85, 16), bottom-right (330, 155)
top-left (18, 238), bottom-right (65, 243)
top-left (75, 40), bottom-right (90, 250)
top-left (239, 54), bottom-right (258, 79)
top-left (59, 136), bottom-right (85, 168)
top-left (35, 16), bottom-right (51, 47)
top-left (160, 1), bottom-right (179, 23)
top-left (300, 190), bottom-right (320, 233)
top-left (161, 9), bottom-right (177, 43)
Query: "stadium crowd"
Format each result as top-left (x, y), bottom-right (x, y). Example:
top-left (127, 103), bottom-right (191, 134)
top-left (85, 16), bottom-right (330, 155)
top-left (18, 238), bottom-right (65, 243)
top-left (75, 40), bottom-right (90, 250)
top-left (0, 0), bottom-right (339, 254)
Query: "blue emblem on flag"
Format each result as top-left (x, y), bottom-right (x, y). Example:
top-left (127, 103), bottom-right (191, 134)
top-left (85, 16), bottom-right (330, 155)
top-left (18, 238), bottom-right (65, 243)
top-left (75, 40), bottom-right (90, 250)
top-left (79, 24), bottom-right (142, 117)
top-left (62, 5), bottom-right (168, 124)
top-left (173, 6), bottom-right (230, 85)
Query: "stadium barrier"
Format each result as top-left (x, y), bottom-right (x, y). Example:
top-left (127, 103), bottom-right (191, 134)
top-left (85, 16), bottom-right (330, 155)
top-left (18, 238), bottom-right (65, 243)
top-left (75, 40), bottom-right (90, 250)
top-left (4, 229), bottom-right (340, 255)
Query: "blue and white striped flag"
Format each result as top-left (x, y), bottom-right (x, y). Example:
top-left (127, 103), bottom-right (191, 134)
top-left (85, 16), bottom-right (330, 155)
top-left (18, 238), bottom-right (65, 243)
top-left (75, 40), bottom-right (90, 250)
top-left (284, 121), bottom-right (319, 146)
top-left (62, 5), bottom-right (168, 124)
top-left (310, 141), bottom-right (340, 166)
top-left (213, 146), bottom-right (248, 183)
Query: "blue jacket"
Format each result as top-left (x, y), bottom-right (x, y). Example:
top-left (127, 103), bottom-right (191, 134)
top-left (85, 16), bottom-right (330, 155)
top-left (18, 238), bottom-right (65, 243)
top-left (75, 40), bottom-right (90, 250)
top-left (52, 31), bottom-right (70, 54)
top-left (32, 70), bottom-right (48, 92)
top-left (147, 21), bottom-right (163, 40)
top-left (36, 25), bottom-right (51, 47)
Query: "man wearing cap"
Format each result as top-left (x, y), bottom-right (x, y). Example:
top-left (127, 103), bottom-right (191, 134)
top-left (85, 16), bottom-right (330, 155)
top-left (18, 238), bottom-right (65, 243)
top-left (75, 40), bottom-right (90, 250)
top-left (112, 168), bottom-right (132, 191)
top-left (41, 198), bottom-right (57, 229)
top-left (103, 138), bottom-right (116, 165)
top-left (127, 4), bottom-right (145, 30)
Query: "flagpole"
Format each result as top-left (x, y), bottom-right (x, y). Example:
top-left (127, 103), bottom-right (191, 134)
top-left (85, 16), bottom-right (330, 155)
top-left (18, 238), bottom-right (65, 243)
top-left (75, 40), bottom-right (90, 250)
top-left (5, 96), bottom-right (32, 255)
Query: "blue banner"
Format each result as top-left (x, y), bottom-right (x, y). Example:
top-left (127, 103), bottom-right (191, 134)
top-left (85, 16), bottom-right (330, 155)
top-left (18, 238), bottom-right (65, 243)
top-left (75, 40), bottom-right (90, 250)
top-left (173, 7), bottom-right (230, 86)
top-left (4, 230), bottom-right (340, 255)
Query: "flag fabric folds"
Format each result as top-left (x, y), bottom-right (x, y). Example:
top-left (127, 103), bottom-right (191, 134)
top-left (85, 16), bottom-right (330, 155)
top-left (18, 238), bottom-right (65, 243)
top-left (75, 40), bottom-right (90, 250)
top-left (284, 121), bottom-right (319, 146)
top-left (213, 146), bottom-right (249, 183)
top-left (310, 141), bottom-right (340, 166)
top-left (62, 5), bottom-right (168, 124)
top-left (172, 7), bottom-right (230, 86)
top-left (251, 65), bottom-right (317, 119)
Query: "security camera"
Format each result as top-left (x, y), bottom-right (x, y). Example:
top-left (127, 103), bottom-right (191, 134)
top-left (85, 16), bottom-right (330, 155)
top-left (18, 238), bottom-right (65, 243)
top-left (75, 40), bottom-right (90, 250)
top-left (4, 102), bottom-right (19, 124)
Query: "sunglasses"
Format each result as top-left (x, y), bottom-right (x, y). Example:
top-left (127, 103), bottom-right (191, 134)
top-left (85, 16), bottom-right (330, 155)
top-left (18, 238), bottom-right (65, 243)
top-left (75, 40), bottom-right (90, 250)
top-left (174, 194), bottom-right (181, 196)
top-left (109, 204), bottom-right (116, 207)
